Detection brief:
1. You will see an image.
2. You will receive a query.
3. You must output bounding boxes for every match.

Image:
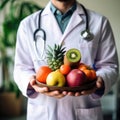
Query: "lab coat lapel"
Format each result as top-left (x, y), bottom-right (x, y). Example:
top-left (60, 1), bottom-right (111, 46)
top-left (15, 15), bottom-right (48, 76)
top-left (42, 2), bottom-right (63, 41)
top-left (62, 13), bottom-right (82, 40)
top-left (60, 3), bottom-right (84, 43)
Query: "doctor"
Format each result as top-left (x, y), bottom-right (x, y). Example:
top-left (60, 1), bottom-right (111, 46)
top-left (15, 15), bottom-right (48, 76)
top-left (14, 0), bottom-right (119, 120)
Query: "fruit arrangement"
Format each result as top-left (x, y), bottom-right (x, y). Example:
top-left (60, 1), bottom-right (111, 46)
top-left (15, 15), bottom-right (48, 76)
top-left (36, 44), bottom-right (97, 89)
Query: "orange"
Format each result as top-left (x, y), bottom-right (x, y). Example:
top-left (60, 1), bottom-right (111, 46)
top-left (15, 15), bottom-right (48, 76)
top-left (78, 63), bottom-right (97, 81)
top-left (36, 66), bottom-right (52, 84)
top-left (60, 64), bottom-right (71, 75)
top-left (78, 63), bottom-right (87, 71)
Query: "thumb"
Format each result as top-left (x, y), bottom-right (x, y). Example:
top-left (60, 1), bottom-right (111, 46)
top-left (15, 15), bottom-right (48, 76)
top-left (96, 76), bottom-right (104, 89)
top-left (30, 75), bottom-right (36, 86)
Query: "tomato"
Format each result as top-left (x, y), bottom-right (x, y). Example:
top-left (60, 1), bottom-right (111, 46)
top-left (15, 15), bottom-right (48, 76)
top-left (36, 66), bottom-right (52, 84)
top-left (60, 64), bottom-right (71, 75)
top-left (78, 63), bottom-right (96, 81)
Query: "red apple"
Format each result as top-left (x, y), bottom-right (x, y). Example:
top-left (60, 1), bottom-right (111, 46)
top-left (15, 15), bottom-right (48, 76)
top-left (66, 69), bottom-right (87, 87)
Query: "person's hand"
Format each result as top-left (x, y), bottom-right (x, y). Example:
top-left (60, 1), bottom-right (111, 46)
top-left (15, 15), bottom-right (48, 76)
top-left (29, 75), bottom-right (68, 99)
top-left (67, 76), bottom-right (104, 96)
top-left (29, 75), bottom-right (104, 98)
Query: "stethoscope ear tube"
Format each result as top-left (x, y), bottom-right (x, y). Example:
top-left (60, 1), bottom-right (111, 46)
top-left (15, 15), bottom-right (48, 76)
top-left (33, 9), bottom-right (46, 41)
top-left (80, 4), bottom-right (94, 41)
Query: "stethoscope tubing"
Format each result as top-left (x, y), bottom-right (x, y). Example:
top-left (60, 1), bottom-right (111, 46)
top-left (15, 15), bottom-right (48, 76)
top-left (33, 9), bottom-right (46, 41)
top-left (80, 4), bottom-right (89, 31)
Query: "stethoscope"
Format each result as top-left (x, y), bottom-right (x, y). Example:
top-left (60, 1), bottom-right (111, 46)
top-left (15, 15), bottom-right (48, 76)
top-left (33, 4), bottom-right (94, 61)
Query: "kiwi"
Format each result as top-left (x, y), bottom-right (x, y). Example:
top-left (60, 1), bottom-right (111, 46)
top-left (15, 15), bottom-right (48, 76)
top-left (64, 48), bottom-right (81, 68)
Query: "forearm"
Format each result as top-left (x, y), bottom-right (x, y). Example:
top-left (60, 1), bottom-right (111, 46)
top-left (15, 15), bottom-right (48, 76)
top-left (13, 65), bottom-right (38, 98)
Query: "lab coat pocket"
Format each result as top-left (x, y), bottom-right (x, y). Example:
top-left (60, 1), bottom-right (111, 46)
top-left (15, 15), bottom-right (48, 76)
top-left (79, 39), bottom-right (98, 64)
top-left (75, 106), bottom-right (103, 120)
top-left (27, 103), bottom-right (48, 120)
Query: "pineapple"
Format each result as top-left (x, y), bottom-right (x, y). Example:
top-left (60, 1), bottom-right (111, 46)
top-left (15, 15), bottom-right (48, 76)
top-left (46, 44), bottom-right (66, 71)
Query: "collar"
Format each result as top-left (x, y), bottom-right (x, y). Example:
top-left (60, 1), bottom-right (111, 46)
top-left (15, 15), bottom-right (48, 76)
top-left (50, 2), bottom-right (77, 15)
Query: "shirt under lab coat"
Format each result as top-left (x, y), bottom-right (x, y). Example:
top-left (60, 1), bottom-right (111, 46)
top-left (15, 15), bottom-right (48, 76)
top-left (14, 2), bottom-right (119, 120)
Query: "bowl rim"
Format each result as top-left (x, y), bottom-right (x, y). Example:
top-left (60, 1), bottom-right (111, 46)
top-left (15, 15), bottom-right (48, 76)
top-left (36, 80), bottom-right (96, 92)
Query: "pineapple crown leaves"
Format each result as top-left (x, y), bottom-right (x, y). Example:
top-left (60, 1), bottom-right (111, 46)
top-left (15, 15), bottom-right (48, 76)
top-left (46, 44), bottom-right (66, 59)
top-left (46, 44), bottom-right (66, 71)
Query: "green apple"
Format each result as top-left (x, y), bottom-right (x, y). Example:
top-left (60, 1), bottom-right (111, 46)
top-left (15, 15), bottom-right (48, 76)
top-left (46, 70), bottom-right (66, 87)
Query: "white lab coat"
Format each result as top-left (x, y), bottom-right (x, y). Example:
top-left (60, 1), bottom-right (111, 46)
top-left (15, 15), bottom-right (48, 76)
top-left (14, 2), bottom-right (119, 120)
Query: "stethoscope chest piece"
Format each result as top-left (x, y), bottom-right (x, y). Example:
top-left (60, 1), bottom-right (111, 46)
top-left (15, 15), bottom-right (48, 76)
top-left (81, 29), bottom-right (94, 41)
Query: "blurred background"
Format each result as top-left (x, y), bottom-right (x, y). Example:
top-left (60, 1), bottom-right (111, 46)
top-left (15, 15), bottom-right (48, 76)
top-left (0, 0), bottom-right (120, 120)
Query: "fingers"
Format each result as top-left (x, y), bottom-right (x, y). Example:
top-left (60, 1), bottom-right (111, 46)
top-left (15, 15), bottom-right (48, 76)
top-left (29, 75), bottom-right (36, 86)
top-left (44, 90), bottom-right (66, 99)
top-left (67, 92), bottom-right (82, 96)
top-left (80, 87), bottom-right (96, 95)
top-left (75, 92), bottom-right (82, 96)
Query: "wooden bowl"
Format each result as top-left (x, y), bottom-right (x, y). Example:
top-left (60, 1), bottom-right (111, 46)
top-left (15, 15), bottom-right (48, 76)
top-left (36, 80), bottom-right (96, 92)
